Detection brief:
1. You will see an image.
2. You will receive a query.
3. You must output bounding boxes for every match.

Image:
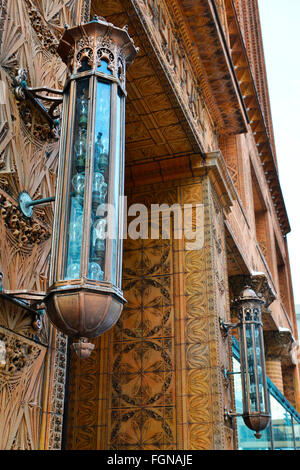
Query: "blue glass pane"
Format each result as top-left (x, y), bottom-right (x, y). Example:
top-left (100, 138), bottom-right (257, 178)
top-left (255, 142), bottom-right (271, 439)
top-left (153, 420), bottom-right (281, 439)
top-left (89, 80), bottom-right (111, 280)
top-left (233, 357), bottom-right (243, 414)
top-left (245, 324), bottom-right (259, 412)
top-left (78, 57), bottom-right (91, 73)
top-left (254, 325), bottom-right (265, 412)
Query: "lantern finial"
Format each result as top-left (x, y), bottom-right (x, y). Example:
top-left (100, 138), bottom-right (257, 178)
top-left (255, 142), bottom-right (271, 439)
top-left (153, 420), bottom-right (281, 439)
top-left (73, 338), bottom-right (95, 359)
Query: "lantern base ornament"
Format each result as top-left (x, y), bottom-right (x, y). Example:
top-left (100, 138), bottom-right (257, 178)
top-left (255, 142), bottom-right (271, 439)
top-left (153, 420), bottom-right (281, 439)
top-left (72, 338), bottom-right (95, 359)
top-left (44, 284), bottom-right (126, 344)
top-left (224, 408), bottom-right (271, 440)
top-left (243, 413), bottom-right (271, 440)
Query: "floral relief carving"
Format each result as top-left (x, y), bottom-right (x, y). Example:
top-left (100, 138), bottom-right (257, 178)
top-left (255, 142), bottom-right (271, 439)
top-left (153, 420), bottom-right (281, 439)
top-left (181, 177), bottom-right (233, 450)
top-left (0, 331), bottom-right (41, 384)
top-left (0, 194), bottom-right (50, 248)
top-left (110, 408), bottom-right (175, 450)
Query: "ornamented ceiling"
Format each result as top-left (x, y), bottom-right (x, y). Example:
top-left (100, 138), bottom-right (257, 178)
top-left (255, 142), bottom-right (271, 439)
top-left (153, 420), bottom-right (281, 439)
top-left (91, 0), bottom-right (248, 175)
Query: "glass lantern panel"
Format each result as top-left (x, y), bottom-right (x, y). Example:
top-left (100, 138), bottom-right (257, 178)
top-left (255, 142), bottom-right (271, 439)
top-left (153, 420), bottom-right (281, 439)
top-left (239, 326), bottom-right (249, 411)
top-left (245, 324), bottom-right (257, 411)
top-left (88, 79), bottom-right (111, 281)
top-left (254, 324), bottom-right (266, 412)
top-left (78, 57), bottom-right (92, 73)
top-left (110, 89), bottom-right (122, 285)
top-left (64, 78), bottom-right (90, 280)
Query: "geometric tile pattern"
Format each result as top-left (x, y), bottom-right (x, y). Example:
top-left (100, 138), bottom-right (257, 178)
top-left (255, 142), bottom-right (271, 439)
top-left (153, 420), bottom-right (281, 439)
top-left (67, 175), bottom-right (235, 450)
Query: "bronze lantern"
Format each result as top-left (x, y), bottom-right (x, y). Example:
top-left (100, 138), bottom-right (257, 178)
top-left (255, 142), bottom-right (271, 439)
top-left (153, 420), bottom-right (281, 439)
top-left (44, 16), bottom-right (138, 357)
top-left (232, 286), bottom-right (271, 438)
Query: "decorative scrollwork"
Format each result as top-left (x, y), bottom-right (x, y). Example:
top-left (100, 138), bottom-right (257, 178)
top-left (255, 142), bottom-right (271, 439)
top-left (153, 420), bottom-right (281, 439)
top-left (76, 46), bottom-right (94, 70)
top-left (0, 194), bottom-right (50, 248)
top-left (0, 331), bottom-right (41, 380)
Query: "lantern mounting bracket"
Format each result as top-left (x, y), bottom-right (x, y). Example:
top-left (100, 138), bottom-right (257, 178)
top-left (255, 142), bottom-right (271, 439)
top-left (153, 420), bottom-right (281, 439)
top-left (224, 406), bottom-right (243, 421)
top-left (18, 191), bottom-right (55, 219)
top-left (0, 272), bottom-right (45, 331)
top-left (224, 407), bottom-right (265, 440)
top-left (219, 318), bottom-right (240, 337)
top-left (222, 367), bottom-right (241, 382)
top-left (13, 69), bottom-right (63, 133)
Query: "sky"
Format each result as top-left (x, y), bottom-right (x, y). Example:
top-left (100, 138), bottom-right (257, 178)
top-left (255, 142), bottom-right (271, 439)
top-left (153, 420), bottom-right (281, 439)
top-left (258, 0), bottom-right (300, 305)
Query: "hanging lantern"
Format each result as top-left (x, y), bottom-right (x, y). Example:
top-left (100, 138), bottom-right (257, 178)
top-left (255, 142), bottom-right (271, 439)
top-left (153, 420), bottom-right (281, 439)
top-left (232, 286), bottom-right (271, 438)
top-left (44, 16), bottom-right (138, 358)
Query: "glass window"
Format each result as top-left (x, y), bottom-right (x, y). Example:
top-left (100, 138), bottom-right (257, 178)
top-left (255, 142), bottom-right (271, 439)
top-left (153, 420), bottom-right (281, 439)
top-left (293, 418), bottom-right (300, 450)
top-left (270, 396), bottom-right (295, 450)
top-left (236, 417), bottom-right (272, 450)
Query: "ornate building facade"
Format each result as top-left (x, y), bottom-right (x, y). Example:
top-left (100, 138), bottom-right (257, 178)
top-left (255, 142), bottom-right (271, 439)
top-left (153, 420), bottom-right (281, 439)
top-left (0, 0), bottom-right (299, 450)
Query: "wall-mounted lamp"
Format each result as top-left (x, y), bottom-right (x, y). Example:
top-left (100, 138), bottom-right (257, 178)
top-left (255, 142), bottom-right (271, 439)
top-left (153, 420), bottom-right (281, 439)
top-left (5, 16), bottom-right (138, 359)
top-left (221, 286), bottom-right (271, 439)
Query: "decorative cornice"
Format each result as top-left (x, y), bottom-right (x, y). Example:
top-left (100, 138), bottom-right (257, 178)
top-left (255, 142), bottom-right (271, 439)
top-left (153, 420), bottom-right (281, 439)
top-left (173, 0), bottom-right (248, 134)
top-left (224, 0), bottom-right (291, 235)
top-left (233, 0), bottom-right (277, 157)
top-left (264, 329), bottom-right (296, 363)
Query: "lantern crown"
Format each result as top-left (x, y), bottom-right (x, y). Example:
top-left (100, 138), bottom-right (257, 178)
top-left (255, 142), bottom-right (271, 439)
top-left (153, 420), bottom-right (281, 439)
top-left (234, 285), bottom-right (265, 306)
top-left (58, 15), bottom-right (139, 80)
